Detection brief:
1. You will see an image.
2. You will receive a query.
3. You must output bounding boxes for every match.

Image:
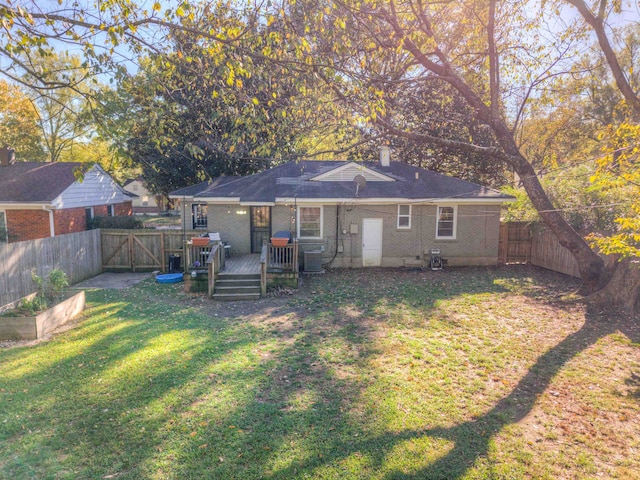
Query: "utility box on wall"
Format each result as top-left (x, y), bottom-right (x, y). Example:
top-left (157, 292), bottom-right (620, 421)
top-left (349, 224), bottom-right (359, 234)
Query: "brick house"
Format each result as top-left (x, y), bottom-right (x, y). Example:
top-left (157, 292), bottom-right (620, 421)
top-left (169, 149), bottom-right (515, 268)
top-left (0, 152), bottom-right (133, 243)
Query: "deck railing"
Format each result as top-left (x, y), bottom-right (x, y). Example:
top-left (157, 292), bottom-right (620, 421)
top-left (185, 242), bottom-right (220, 272)
top-left (206, 243), bottom-right (225, 296)
top-left (260, 240), bottom-right (299, 297)
top-left (267, 240), bottom-right (298, 272)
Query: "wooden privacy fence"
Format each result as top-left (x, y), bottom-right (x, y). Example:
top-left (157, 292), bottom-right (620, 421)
top-left (499, 222), bottom-right (581, 278)
top-left (101, 229), bottom-right (200, 272)
top-left (498, 222), bottom-right (531, 264)
top-left (0, 229), bottom-right (102, 308)
top-left (530, 226), bottom-right (581, 278)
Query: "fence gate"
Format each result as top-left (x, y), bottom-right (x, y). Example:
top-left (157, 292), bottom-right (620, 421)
top-left (498, 222), bottom-right (532, 264)
top-left (101, 230), bottom-right (193, 272)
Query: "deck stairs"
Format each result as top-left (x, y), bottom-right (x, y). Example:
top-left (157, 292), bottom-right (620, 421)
top-left (212, 272), bottom-right (261, 301)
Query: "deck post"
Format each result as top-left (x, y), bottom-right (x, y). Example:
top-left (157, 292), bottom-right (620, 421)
top-left (206, 243), bottom-right (220, 297)
top-left (260, 244), bottom-right (267, 297)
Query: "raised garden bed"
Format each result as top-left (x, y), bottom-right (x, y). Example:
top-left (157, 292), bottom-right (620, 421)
top-left (0, 290), bottom-right (85, 341)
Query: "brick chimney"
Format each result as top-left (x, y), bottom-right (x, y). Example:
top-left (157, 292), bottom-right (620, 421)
top-left (0, 147), bottom-right (16, 166)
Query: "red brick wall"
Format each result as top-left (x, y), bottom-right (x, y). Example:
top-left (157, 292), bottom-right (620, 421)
top-left (115, 202), bottom-right (133, 216)
top-left (94, 205), bottom-right (109, 217)
top-left (54, 207), bottom-right (88, 235)
top-left (4, 201), bottom-right (134, 243)
top-left (5, 210), bottom-right (52, 242)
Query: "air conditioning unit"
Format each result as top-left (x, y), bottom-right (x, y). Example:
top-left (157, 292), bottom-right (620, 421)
top-left (304, 250), bottom-right (323, 273)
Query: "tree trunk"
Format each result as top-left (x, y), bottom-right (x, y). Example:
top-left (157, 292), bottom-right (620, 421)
top-left (383, 3), bottom-right (609, 295)
top-left (518, 163), bottom-right (606, 293)
top-left (496, 134), bottom-right (607, 294)
top-left (588, 258), bottom-right (640, 315)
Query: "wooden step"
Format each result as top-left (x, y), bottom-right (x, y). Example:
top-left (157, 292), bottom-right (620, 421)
top-left (212, 292), bottom-right (261, 301)
top-left (217, 273), bottom-right (260, 281)
top-left (215, 278), bottom-right (261, 287)
top-left (213, 272), bottom-right (261, 300)
top-left (214, 285), bottom-right (260, 295)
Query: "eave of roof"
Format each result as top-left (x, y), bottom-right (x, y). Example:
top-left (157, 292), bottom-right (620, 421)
top-left (169, 176), bottom-right (242, 198)
top-left (190, 160), bottom-right (514, 203)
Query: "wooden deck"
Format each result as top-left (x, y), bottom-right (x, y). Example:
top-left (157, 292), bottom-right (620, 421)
top-left (223, 254), bottom-right (261, 274)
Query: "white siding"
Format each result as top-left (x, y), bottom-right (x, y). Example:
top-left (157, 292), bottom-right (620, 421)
top-left (123, 180), bottom-right (160, 208)
top-left (52, 165), bottom-right (130, 209)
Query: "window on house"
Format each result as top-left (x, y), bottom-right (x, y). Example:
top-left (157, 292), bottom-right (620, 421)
top-left (436, 206), bottom-right (457, 239)
top-left (397, 204), bottom-right (411, 229)
top-left (85, 207), bottom-right (94, 229)
top-left (297, 206), bottom-right (322, 239)
top-left (107, 205), bottom-right (115, 217)
top-left (192, 204), bottom-right (208, 229)
top-left (0, 211), bottom-right (7, 243)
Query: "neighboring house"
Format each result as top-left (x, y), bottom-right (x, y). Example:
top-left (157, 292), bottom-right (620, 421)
top-left (0, 153), bottom-right (133, 243)
top-left (169, 150), bottom-right (515, 268)
top-left (122, 177), bottom-right (167, 214)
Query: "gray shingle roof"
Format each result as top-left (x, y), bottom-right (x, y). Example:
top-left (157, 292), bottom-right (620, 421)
top-left (0, 162), bottom-right (82, 203)
top-left (170, 176), bottom-right (241, 198)
top-left (191, 160), bottom-right (512, 202)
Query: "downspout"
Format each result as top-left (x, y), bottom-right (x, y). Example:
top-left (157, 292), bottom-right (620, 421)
top-left (42, 206), bottom-right (55, 237)
top-left (324, 204), bottom-right (340, 267)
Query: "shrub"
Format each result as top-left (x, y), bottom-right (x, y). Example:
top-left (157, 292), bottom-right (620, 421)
top-left (20, 269), bottom-right (69, 314)
top-left (89, 215), bottom-right (144, 229)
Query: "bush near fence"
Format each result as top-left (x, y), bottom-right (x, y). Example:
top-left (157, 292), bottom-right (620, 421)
top-left (89, 215), bottom-right (144, 230)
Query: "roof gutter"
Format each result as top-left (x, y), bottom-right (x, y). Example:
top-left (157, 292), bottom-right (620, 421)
top-left (0, 202), bottom-right (56, 210)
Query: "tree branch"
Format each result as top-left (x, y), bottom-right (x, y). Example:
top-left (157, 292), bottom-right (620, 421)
top-left (565, 0), bottom-right (640, 115)
top-left (374, 116), bottom-right (510, 162)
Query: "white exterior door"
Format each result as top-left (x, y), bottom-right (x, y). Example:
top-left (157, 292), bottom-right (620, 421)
top-left (362, 218), bottom-right (383, 267)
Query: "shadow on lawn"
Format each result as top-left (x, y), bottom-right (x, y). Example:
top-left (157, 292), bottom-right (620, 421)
top-left (377, 307), bottom-right (639, 479)
top-left (0, 268), bottom-right (637, 479)
top-left (247, 300), bottom-right (638, 479)
top-left (0, 285), bottom-right (261, 478)
top-left (254, 268), bottom-right (638, 479)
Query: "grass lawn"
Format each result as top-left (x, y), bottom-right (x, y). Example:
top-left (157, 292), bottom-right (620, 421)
top-left (137, 214), bottom-right (181, 229)
top-left (1, 267), bottom-right (638, 479)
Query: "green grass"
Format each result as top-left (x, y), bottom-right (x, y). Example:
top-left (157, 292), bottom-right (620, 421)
top-left (138, 214), bottom-right (181, 228)
top-left (1, 267), bottom-right (638, 479)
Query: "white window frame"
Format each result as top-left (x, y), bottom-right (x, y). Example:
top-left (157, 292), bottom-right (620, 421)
top-left (297, 206), bottom-right (323, 239)
top-left (436, 205), bottom-right (457, 239)
top-left (107, 204), bottom-right (115, 216)
top-left (192, 204), bottom-right (208, 229)
top-left (397, 204), bottom-right (411, 229)
top-left (0, 210), bottom-right (8, 243)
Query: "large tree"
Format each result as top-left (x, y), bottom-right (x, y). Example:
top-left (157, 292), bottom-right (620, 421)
top-left (119, 3), bottom-right (357, 194)
top-left (0, 80), bottom-right (46, 161)
top-left (23, 53), bottom-right (96, 163)
top-left (269, 0), bottom-right (638, 305)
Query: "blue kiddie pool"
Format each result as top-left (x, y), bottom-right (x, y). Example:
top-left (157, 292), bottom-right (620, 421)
top-left (156, 273), bottom-right (183, 284)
